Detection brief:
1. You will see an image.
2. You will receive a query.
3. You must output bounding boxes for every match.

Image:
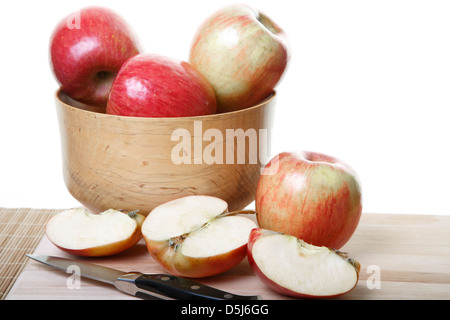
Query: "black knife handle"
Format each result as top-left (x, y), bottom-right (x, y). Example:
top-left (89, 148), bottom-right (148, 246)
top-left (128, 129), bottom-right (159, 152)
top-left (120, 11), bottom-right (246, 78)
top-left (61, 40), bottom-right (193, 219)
top-left (135, 274), bottom-right (261, 300)
top-left (115, 272), bottom-right (176, 300)
top-left (134, 291), bottom-right (166, 300)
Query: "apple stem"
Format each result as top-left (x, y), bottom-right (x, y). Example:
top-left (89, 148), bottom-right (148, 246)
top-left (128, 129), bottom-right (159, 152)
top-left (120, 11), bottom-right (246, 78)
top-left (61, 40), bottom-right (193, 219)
top-left (347, 257), bottom-right (361, 272)
top-left (167, 210), bottom-right (256, 248)
top-left (221, 210), bottom-right (256, 218)
top-left (232, 210), bottom-right (256, 215)
top-left (257, 12), bottom-right (282, 34)
top-left (127, 209), bottom-right (140, 218)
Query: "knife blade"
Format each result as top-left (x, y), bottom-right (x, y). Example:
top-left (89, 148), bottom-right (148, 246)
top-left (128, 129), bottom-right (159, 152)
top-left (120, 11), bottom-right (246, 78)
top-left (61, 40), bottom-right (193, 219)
top-left (26, 254), bottom-right (262, 300)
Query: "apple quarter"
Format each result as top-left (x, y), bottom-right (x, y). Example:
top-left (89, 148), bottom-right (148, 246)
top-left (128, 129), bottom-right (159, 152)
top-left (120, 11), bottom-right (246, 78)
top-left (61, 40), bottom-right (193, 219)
top-left (248, 229), bottom-right (360, 298)
top-left (142, 195), bottom-right (257, 278)
top-left (46, 208), bottom-right (145, 257)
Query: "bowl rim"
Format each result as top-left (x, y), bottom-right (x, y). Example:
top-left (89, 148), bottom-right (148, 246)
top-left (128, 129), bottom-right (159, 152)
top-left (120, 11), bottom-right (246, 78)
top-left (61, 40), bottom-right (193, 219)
top-left (56, 88), bottom-right (276, 122)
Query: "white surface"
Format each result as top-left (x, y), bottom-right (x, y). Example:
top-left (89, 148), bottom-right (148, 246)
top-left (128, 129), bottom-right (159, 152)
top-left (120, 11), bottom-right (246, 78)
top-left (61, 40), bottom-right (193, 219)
top-left (0, 0), bottom-right (449, 215)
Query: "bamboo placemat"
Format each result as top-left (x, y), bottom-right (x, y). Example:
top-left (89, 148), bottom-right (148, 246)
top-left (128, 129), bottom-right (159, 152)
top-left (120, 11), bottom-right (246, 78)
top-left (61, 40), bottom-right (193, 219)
top-left (0, 208), bottom-right (63, 300)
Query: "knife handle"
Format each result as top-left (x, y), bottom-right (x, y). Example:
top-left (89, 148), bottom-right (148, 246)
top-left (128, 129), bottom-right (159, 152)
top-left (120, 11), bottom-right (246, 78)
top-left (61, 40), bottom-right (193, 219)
top-left (115, 273), bottom-right (175, 300)
top-left (134, 291), bottom-right (166, 300)
top-left (134, 274), bottom-right (261, 300)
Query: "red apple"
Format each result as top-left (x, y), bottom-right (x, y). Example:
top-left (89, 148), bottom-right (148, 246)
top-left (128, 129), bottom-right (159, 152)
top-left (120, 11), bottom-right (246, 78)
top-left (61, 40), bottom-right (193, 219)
top-left (106, 53), bottom-right (217, 117)
top-left (255, 151), bottom-right (362, 249)
top-left (189, 4), bottom-right (290, 113)
top-left (248, 228), bottom-right (361, 298)
top-left (141, 195), bottom-right (257, 278)
top-left (46, 208), bottom-right (145, 257)
top-left (50, 6), bottom-right (140, 107)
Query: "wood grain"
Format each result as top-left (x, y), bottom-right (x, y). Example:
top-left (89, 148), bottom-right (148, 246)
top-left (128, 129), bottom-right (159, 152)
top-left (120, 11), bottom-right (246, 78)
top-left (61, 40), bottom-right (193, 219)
top-left (6, 213), bottom-right (450, 300)
top-left (56, 90), bottom-right (276, 216)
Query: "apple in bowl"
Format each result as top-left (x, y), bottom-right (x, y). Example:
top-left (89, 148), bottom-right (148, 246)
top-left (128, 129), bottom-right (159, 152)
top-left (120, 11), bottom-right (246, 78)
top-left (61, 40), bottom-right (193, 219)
top-left (46, 208), bottom-right (145, 257)
top-left (247, 228), bottom-right (361, 298)
top-left (189, 4), bottom-right (289, 113)
top-left (106, 53), bottom-right (217, 118)
top-left (141, 195), bottom-right (257, 278)
top-left (256, 151), bottom-right (362, 250)
top-left (50, 6), bottom-right (140, 107)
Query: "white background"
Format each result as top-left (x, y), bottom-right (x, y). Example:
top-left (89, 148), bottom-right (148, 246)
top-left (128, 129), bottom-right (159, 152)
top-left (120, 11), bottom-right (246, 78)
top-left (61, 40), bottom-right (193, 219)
top-left (0, 0), bottom-right (449, 216)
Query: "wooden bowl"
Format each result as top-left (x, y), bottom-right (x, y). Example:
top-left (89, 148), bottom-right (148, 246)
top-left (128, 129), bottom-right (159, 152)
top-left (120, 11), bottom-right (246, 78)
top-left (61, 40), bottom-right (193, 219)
top-left (55, 89), bottom-right (276, 215)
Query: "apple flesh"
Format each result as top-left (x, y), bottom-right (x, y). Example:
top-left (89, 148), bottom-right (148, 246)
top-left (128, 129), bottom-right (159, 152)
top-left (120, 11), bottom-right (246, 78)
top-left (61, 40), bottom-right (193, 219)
top-left (46, 208), bottom-right (145, 257)
top-left (248, 228), bottom-right (360, 298)
top-left (189, 4), bottom-right (289, 113)
top-left (256, 151), bottom-right (362, 249)
top-left (141, 195), bottom-right (257, 278)
top-left (50, 6), bottom-right (140, 107)
top-left (106, 53), bottom-right (217, 117)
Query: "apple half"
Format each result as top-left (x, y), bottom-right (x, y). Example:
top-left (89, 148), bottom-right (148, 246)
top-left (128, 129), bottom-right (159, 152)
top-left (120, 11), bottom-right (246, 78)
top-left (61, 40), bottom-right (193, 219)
top-left (46, 208), bottom-right (145, 257)
top-left (141, 195), bottom-right (257, 278)
top-left (248, 228), bottom-right (361, 298)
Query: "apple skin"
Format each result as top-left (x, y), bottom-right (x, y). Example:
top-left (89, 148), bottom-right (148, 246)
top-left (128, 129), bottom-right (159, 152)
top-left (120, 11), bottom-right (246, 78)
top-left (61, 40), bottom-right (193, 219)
top-left (46, 210), bottom-right (145, 257)
top-left (50, 6), bottom-right (140, 107)
top-left (255, 151), bottom-right (362, 249)
top-left (189, 4), bottom-right (289, 113)
top-left (106, 53), bottom-right (217, 117)
top-left (144, 237), bottom-right (248, 278)
top-left (247, 228), bottom-right (361, 299)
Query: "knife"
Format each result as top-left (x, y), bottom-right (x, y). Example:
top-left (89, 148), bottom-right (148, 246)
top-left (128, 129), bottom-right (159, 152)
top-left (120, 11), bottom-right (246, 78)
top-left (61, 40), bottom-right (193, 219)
top-left (26, 254), bottom-right (262, 300)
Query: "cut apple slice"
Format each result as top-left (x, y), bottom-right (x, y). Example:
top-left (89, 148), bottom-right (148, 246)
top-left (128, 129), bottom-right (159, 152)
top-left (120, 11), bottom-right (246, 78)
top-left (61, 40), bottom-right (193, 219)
top-left (142, 195), bottom-right (257, 278)
top-left (248, 228), bottom-right (360, 298)
top-left (46, 208), bottom-right (145, 257)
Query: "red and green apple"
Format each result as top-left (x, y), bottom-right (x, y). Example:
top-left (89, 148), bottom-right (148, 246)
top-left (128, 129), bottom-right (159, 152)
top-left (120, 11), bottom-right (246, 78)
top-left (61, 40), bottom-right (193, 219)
top-left (106, 53), bottom-right (217, 117)
top-left (189, 4), bottom-right (289, 113)
top-left (50, 6), bottom-right (140, 107)
top-left (256, 151), bottom-right (362, 249)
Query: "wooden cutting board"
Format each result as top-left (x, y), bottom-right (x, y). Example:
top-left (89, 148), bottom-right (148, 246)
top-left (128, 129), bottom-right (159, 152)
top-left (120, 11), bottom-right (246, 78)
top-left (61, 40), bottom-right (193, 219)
top-left (6, 213), bottom-right (450, 300)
